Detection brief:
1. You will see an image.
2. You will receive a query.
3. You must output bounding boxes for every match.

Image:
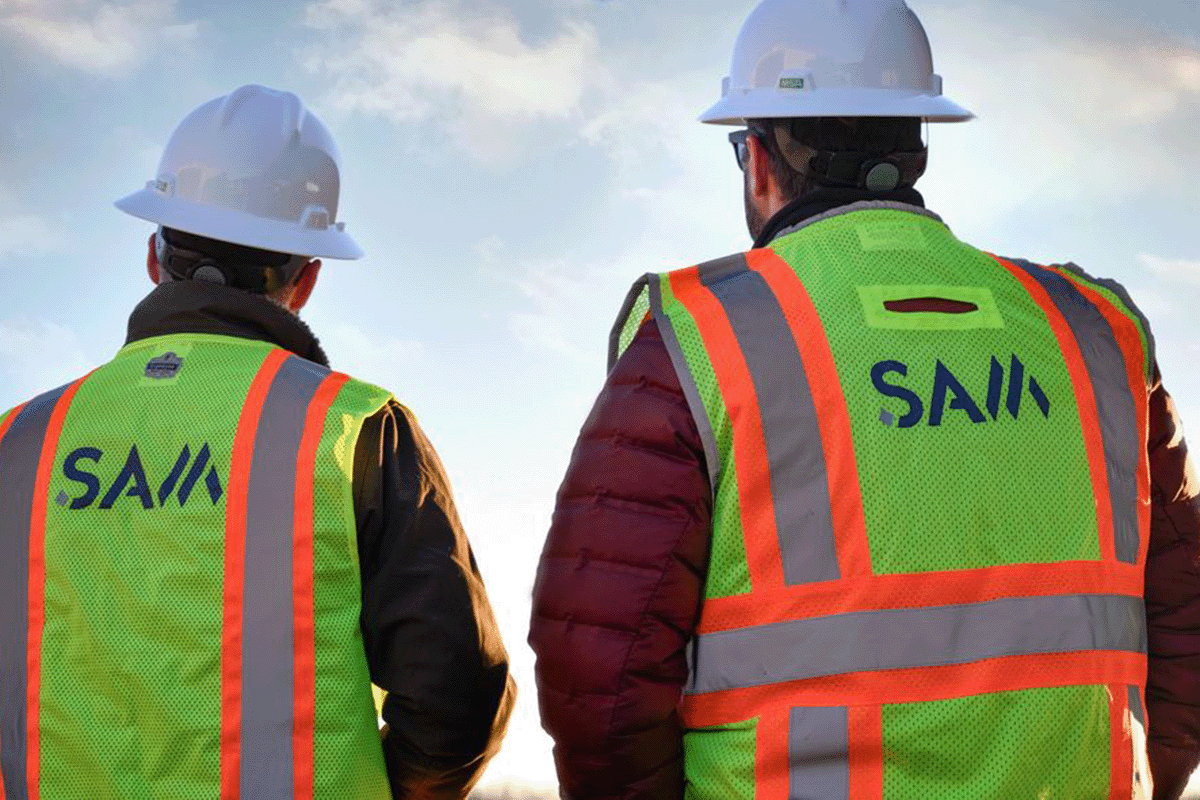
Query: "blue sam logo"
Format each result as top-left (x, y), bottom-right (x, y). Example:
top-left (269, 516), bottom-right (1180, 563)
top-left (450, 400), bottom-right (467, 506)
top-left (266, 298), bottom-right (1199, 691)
top-left (58, 444), bottom-right (224, 510)
top-left (872, 355), bottom-right (1051, 428)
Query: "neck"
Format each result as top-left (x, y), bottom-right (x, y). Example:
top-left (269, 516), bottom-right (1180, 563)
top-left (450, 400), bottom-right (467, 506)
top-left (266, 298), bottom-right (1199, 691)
top-left (753, 186), bottom-right (926, 247)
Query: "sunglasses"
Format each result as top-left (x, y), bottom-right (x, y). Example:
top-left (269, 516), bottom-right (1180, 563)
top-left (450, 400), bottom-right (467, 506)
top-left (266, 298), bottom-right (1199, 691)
top-left (729, 127), bottom-right (770, 171)
top-left (729, 129), bottom-right (751, 171)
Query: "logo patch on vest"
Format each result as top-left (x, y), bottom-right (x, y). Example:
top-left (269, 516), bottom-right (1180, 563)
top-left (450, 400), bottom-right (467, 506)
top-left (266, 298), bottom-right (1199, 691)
top-left (59, 444), bottom-right (224, 510)
top-left (872, 354), bottom-right (1051, 428)
top-left (145, 352), bottom-right (184, 380)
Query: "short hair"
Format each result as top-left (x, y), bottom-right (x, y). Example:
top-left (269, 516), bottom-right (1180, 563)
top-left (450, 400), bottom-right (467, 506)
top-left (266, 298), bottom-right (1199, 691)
top-left (748, 117), bottom-right (926, 202)
top-left (158, 227), bottom-right (306, 294)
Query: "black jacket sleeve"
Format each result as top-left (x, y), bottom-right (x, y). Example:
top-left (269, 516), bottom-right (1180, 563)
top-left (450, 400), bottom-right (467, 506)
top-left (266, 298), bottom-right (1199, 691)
top-left (354, 401), bottom-right (516, 799)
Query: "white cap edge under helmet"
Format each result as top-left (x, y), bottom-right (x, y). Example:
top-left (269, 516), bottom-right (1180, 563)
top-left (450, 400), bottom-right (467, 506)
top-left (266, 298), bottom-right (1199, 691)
top-left (699, 0), bottom-right (975, 126)
top-left (114, 84), bottom-right (363, 260)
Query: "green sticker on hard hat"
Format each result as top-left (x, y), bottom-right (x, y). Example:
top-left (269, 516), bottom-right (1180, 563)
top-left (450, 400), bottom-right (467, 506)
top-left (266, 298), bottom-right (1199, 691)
top-left (779, 77), bottom-right (806, 89)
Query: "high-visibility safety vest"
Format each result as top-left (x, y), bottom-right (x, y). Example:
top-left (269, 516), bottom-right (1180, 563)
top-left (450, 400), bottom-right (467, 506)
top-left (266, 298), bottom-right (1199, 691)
top-left (612, 203), bottom-right (1155, 800)
top-left (0, 333), bottom-right (393, 800)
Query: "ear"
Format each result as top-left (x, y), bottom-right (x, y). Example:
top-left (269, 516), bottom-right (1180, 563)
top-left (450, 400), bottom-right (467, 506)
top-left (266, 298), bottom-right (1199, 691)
top-left (146, 232), bottom-right (162, 285)
top-left (287, 260), bottom-right (322, 312)
top-left (746, 132), bottom-right (776, 203)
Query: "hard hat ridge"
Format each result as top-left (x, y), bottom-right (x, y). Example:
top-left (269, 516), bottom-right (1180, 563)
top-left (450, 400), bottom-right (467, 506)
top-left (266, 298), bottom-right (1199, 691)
top-left (700, 0), bottom-right (974, 125)
top-left (115, 84), bottom-right (363, 260)
top-left (217, 84), bottom-right (304, 137)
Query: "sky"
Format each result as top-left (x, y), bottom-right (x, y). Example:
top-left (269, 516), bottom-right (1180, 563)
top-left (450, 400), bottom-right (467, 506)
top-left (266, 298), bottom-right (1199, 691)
top-left (0, 0), bottom-right (1198, 792)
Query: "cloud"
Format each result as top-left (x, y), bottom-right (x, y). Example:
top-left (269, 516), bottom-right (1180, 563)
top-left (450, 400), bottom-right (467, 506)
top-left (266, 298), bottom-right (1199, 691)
top-left (920, 3), bottom-right (1200, 227)
top-left (0, 0), bottom-right (199, 76)
top-left (317, 321), bottom-right (426, 389)
top-left (302, 0), bottom-right (600, 163)
top-left (492, 222), bottom-right (738, 372)
top-left (0, 214), bottom-right (57, 259)
top-left (1130, 255), bottom-right (1200, 327)
top-left (0, 318), bottom-right (93, 405)
top-left (1139, 254), bottom-right (1200, 288)
top-left (507, 260), bottom-right (608, 364)
top-left (481, 233), bottom-right (647, 368)
top-left (0, 183), bottom-right (64, 259)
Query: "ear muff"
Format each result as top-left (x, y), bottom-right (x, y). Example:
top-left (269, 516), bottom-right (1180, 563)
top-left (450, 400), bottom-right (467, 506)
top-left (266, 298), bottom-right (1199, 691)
top-left (155, 227), bottom-right (307, 292)
top-left (156, 228), bottom-right (232, 286)
top-left (770, 124), bottom-right (928, 192)
top-left (806, 149), bottom-right (928, 192)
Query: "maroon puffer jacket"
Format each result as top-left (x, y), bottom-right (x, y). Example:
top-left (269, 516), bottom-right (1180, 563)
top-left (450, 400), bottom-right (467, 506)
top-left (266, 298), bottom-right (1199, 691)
top-left (530, 313), bottom-right (1200, 800)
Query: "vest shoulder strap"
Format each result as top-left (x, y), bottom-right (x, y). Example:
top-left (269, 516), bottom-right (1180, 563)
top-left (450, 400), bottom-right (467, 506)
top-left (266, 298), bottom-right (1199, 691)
top-left (1055, 261), bottom-right (1156, 379)
top-left (999, 258), bottom-right (1156, 383)
top-left (609, 275), bottom-right (651, 370)
top-left (330, 372), bottom-right (394, 418)
top-left (609, 250), bottom-right (763, 371)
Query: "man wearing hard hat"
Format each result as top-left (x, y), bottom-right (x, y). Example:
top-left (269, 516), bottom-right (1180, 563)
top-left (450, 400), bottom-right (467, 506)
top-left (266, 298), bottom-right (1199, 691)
top-left (0, 85), bottom-right (513, 799)
top-left (531, 2), bottom-right (1200, 798)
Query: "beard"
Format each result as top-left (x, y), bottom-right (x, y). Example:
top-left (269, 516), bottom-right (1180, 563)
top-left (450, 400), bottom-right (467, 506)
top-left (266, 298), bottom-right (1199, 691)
top-left (743, 172), bottom-right (769, 241)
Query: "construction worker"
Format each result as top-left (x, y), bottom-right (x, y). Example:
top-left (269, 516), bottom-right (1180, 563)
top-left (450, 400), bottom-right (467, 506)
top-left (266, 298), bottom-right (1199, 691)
top-left (0, 85), bottom-right (513, 799)
top-left (530, 1), bottom-right (1200, 798)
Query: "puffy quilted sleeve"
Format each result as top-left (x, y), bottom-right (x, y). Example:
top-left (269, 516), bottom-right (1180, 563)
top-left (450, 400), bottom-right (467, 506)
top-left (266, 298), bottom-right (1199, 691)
top-left (1143, 367), bottom-right (1200, 800)
top-left (530, 317), bottom-right (712, 800)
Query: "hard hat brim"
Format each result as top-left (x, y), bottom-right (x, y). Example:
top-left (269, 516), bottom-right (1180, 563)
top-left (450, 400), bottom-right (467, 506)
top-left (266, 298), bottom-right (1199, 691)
top-left (699, 88), bottom-right (975, 125)
top-left (115, 188), bottom-right (365, 260)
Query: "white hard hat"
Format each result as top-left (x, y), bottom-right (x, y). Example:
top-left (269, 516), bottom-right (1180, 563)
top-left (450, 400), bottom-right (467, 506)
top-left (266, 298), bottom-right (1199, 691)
top-left (116, 84), bottom-right (362, 259)
top-left (700, 0), bottom-right (974, 125)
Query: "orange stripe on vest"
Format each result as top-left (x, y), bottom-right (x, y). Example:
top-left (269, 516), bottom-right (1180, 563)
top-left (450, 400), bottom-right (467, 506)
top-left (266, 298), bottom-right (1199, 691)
top-left (755, 707), bottom-right (790, 800)
top-left (221, 349), bottom-right (290, 800)
top-left (26, 374), bottom-right (91, 800)
top-left (992, 256), bottom-right (1117, 562)
top-left (746, 248), bottom-right (872, 582)
top-left (668, 267), bottom-right (786, 591)
top-left (291, 372), bottom-right (350, 800)
top-left (847, 706), bottom-right (884, 800)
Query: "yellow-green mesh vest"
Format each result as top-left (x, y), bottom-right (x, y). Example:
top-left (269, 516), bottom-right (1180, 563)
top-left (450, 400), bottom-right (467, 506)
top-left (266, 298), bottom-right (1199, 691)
top-left (0, 333), bottom-right (393, 800)
top-left (612, 203), bottom-right (1154, 800)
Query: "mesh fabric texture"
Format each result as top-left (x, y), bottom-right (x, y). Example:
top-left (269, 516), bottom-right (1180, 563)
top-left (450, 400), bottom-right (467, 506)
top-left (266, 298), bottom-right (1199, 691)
top-left (657, 275), bottom-right (752, 600)
top-left (35, 333), bottom-right (390, 799)
top-left (880, 685), bottom-right (1111, 799)
top-left (683, 717), bottom-right (757, 800)
top-left (769, 210), bottom-right (1098, 573)
top-left (623, 206), bottom-right (1153, 799)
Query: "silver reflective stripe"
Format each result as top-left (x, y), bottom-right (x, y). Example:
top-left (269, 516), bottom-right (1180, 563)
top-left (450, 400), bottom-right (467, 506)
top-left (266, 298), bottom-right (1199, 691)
top-left (0, 385), bottom-right (68, 800)
top-left (1059, 262), bottom-right (1156, 372)
top-left (241, 355), bottom-right (328, 800)
top-left (789, 706), bottom-right (849, 800)
top-left (687, 594), bottom-right (1145, 695)
top-left (650, 274), bottom-right (722, 491)
top-left (699, 254), bottom-right (840, 585)
top-left (1009, 259), bottom-right (1140, 564)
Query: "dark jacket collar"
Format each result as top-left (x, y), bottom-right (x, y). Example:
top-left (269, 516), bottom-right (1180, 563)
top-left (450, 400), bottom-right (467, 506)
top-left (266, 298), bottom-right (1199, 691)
top-left (752, 186), bottom-right (927, 248)
top-left (126, 281), bottom-right (330, 367)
